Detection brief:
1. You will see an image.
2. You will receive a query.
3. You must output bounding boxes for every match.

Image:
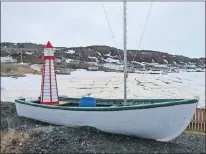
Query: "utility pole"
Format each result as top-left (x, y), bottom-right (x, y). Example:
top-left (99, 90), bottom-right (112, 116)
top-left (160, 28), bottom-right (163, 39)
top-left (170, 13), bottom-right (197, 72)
top-left (20, 51), bottom-right (23, 66)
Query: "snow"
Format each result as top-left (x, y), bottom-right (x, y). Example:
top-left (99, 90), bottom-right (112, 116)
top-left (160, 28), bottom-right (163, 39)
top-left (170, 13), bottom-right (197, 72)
top-left (104, 52), bottom-right (119, 58)
top-left (1, 71), bottom-right (205, 108)
top-left (104, 52), bottom-right (111, 57)
top-left (67, 50), bottom-right (75, 54)
top-left (88, 56), bottom-right (98, 62)
top-left (65, 59), bottom-right (74, 63)
top-left (54, 48), bottom-right (60, 50)
top-left (104, 58), bottom-right (120, 63)
top-left (131, 61), bottom-right (145, 66)
top-left (20, 62), bottom-right (28, 65)
top-left (97, 52), bottom-right (102, 56)
top-left (25, 52), bottom-right (34, 55)
top-left (189, 62), bottom-right (193, 64)
top-left (173, 61), bottom-right (177, 65)
top-left (154, 64), bottom-right (168, 68)
top-left (163, 59), bottom-right (168, 64)
top-left (151, 62), bottom-right (159, 65)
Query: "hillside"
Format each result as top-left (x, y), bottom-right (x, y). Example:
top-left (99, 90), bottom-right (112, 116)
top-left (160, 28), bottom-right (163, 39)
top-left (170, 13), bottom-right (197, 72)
top-left (1, 42), bottom-right (205, 67)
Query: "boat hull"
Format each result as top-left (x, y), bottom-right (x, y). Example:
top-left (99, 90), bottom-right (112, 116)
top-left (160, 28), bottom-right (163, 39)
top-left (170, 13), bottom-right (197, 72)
top-left (15, 101), bottom-right (197, 142)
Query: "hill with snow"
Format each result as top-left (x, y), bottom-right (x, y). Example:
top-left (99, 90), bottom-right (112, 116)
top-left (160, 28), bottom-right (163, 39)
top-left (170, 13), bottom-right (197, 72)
top-left (0, 42), bottom-right (205, 67)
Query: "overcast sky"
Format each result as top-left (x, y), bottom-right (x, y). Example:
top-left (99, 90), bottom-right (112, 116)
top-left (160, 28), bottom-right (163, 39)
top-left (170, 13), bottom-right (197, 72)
top-left (1, 2), bottom-right (205, 58)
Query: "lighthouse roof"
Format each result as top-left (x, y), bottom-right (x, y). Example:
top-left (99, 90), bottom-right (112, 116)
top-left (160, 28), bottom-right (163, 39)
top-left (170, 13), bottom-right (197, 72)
top-left (45, 41), bottom-right (53, 48)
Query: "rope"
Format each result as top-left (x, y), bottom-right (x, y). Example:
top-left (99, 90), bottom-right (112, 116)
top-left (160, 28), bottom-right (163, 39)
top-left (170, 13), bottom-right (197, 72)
top-left (101, 1), bottom-right (123, 62)
top-left (132, 2), bottom-right (153, 68)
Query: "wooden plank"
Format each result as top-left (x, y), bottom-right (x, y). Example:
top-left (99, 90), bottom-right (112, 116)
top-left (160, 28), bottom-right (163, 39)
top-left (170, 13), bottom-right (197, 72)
top-left (186, 107), bottom-right (205, 133)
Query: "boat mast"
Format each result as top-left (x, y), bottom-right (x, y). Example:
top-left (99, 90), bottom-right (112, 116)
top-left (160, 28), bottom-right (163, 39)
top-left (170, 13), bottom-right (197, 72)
top-left (123, 0), bottom-right (127, 106)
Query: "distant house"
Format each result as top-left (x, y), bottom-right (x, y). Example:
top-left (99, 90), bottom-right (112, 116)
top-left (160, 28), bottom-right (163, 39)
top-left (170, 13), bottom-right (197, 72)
top-left (132, 63), bottom-right (144, 69)
top-left (88, 65), bottom-right (98, 71)
top-left (186, 64), bottom-right (196, 70)
top-left (0, 56), bottom-right (17, 63)
top-left (103, 63), bottom-right (124, 71)
top-left (88, 62), bottom-right (98, 66)
top-left (153, 64), bottom-right (168, 68)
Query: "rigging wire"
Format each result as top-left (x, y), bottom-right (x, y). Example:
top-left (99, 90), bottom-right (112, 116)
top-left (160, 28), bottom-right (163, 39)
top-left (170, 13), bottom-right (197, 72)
top-left (101, 1), bottom-right (123, 62)
top-left (132, 2), bottom-right (153, 68)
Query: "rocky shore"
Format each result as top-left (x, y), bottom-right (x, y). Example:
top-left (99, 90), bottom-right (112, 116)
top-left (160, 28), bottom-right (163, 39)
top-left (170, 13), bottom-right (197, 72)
top-left (1, 101), bottom-right (205, 153)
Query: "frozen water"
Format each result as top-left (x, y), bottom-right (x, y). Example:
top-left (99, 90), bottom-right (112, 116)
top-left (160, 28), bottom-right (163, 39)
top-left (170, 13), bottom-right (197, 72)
top-left (1, 70), bottom-right (205, 108)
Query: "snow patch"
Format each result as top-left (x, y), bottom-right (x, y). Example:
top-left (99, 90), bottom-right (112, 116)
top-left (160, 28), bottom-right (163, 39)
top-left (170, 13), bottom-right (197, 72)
top-left (54, 48), bottom-right (60, 50)
top-left (163, 59), bottom-right (168, 64)
top-left (104, 52), bottom-right (119, 58)
top-left (25, 52), bottom-right (34, 55)
top-left (20, 62), bottom-right (29, 65)
top-left (131, 61), bottom-right (145, 66)
top-left (104, 52), bottom-right (111, 57)
top-left (0, 71), bottom-right (205, 108)
top-left (97, 52), bottom-right (102, 56)
top-left (67, 50), bottom-right (75, 54)
top-left (154, 64), bottom-right (168, 68)
top-left (88, 56), bottom-right (99, 62)
top-left (66, 59), bottom-right (74, 63)
top-left (188, 62), bottom-right (194, 65)
top-left (104, 57), bottom-right (120, 64)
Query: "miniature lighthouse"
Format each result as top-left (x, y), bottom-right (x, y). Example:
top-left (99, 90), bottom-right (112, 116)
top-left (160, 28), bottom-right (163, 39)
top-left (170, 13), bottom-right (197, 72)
top-left (40, 41), bottom-right (59, 105)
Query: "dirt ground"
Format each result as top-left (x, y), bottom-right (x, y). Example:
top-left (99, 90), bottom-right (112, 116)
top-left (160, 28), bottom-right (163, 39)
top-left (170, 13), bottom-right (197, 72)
top-left (1, 63), bottom-right (41, 77)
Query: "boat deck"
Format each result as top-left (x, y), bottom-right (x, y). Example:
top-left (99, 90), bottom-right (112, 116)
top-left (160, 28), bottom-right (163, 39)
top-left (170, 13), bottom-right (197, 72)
top-left (34, 96), bottom-right (186, 107)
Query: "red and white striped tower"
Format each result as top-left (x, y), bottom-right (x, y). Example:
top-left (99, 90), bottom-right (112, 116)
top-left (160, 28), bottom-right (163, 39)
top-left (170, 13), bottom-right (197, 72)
top-left (40, 41), bottom-right (59, 105)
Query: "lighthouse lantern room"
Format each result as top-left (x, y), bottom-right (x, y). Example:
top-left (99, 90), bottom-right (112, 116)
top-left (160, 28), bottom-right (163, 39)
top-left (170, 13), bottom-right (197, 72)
top-left (40, 41), bottom-right (59, 105)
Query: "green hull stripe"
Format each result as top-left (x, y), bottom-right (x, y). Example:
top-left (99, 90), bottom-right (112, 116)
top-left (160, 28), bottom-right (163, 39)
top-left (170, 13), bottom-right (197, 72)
top-left (15, 96), bottom-right (198, 111)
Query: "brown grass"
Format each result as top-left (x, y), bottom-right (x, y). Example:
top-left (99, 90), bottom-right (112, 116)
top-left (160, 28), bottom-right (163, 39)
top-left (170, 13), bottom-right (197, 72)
top-left (1, 128), bottom-right (31, 153)
top-left (1, 63), bottom-right (41, 76)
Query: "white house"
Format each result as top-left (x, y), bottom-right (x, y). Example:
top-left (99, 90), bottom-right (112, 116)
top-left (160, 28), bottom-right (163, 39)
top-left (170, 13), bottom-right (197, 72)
top-left (103, 63), bottom-right (124, 71)
top-left (0, 56), bottom-right (17, 63)
top-left (153, 64), bottom-right (168, 68)
top-left (88, 66), bottom-right (98, 71)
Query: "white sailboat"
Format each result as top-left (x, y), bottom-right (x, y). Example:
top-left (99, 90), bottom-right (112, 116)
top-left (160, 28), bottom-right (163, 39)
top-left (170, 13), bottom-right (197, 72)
top-left (15, 1), bottom-right (198, 142)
